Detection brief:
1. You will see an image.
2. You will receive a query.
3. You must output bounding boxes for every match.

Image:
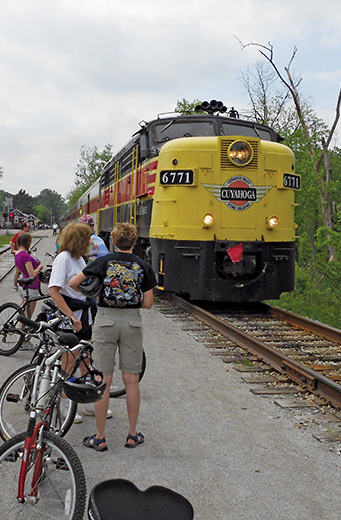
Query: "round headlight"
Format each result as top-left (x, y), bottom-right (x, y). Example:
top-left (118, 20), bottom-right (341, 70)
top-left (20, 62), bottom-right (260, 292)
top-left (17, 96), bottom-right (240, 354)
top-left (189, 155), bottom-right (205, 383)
top-left (228, 141), bottom-right (253, 166)
top-left (203, 214), bottom-right (214, 227)
top-left (266, 216), bottom-right (279, 229)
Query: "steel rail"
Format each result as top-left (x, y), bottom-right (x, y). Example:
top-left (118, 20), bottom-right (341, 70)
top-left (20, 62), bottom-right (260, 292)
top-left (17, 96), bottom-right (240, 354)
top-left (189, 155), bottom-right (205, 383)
top-left (166, 293), bottom-right (341, 408)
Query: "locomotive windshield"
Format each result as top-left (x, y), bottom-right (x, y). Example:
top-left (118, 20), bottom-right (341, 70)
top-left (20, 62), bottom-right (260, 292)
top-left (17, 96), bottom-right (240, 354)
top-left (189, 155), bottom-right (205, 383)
top-left (221, 122), bottom-right (273, 140)
top-left (150, 116), bottom-right (277, 148)
top-left (153, 120), bottom-right (214, 143)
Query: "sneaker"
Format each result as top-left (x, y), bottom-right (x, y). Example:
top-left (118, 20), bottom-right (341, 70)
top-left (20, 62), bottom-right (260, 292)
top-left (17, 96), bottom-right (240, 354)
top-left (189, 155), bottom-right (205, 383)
top-left (12, 286), bottom-right (18, 292)
top-left (61, 398), bottom-right (83, 424)
top-left (84, 402), bottom-right (113, 419)
top-left (21, 341), bottom-right (35, 351)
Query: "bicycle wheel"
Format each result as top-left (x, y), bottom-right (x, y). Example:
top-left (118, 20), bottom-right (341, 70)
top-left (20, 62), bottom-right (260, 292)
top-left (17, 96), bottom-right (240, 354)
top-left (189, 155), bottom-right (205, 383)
top-left (0, 364), bottom-right (77, 441)
top-left (110, 349), bottom-right (146, 398)
top-left (0, 430), bottom-right (86, 520)
top-left (0, 302), bottom-right (25, 356)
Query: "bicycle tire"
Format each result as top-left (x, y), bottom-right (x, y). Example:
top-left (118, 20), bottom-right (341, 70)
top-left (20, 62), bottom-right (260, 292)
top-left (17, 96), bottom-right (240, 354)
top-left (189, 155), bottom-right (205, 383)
top-left (110, 349), bottom-right (146, 398)
top-left (0, 430), bottom-right (86, 520)
top-left (0, 301), bottom-right (25, 356)
top-left (0, 364), bottom-right (78, 441)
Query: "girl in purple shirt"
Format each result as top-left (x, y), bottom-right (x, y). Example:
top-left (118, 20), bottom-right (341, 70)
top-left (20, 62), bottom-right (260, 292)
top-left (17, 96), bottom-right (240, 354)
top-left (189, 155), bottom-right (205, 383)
top-left (14, 232), bottom-right (43, 317)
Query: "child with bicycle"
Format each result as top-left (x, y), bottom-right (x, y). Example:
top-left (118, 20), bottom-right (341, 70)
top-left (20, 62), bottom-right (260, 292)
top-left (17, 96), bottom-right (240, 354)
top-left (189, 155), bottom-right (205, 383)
top-left (14, 232), bottom-right (44, 318)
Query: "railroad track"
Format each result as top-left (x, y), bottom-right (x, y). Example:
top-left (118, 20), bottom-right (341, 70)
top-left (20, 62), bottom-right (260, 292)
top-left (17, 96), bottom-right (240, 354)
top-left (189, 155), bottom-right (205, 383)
top-left (156, 292), bottom-right (341, 411)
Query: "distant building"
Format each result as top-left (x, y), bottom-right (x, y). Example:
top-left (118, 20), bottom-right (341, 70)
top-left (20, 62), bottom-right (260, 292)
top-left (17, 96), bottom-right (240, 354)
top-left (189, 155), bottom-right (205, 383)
top-left (2, 208), bottom-right (40, 229)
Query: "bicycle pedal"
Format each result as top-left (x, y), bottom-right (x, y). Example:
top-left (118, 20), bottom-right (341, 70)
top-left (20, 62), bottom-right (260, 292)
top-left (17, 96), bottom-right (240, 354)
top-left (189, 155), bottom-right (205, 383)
top-left (6, 393), bottom-right (20, 403)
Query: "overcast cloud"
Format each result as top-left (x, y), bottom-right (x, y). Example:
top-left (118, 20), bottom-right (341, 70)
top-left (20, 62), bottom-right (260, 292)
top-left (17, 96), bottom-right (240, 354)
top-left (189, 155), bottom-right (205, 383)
top-left (1, 0), bottom-right (341, 199)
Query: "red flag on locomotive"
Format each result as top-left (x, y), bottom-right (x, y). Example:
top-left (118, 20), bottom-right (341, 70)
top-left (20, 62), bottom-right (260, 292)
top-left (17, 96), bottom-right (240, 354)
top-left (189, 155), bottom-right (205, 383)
top-left (227, 243), bottom-right (243, 263)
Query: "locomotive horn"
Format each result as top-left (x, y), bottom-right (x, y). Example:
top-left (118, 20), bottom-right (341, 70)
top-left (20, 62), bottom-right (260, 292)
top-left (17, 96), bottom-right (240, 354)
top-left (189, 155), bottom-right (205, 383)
top-left (195, 104), bottom-right (202, 112)
top-left (201, 101), bottom-right (210, 110)
top-left (216, 101), bottom-right (223, 110)
top-left (210, 99), bottom-right (218, 109)
top-left (220, 106), bottom-right (227, 113)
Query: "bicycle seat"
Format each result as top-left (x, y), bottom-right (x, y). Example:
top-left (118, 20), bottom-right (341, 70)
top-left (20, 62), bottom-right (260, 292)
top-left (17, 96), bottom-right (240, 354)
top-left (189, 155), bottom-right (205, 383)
top-left (57, 331), bottom-right (80, 348)
top-left (18, 277), bottom-right (35, 286)
top-left (87, 479), bottom-right (194, 520)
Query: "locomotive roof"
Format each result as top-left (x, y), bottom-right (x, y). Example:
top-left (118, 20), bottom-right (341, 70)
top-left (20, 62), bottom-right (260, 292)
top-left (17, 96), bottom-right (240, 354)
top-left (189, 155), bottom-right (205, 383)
top-left (134, 112), bottom-right (283, 143)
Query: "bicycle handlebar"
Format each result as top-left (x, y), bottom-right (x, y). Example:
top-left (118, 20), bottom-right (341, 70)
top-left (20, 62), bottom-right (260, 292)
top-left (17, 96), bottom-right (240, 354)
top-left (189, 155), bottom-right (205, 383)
top-left (17, 315), bottom-right (50, 333)
top-left (17, 314), bottom-right (83, 350)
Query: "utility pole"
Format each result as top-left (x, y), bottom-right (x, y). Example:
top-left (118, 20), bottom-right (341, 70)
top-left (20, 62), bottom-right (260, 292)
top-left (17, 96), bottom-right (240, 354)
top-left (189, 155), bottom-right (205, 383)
top-left (4, 196), bottom-right (13, 236)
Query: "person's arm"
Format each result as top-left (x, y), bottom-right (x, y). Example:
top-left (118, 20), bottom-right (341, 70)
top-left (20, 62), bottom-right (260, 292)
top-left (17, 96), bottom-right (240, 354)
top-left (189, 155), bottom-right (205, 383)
top-left (48, 286), bottom-right (82, 332)
top-left (68, 271), bottom-right (87, 292)
top-left (141, 288), bottom-right (154, 309)
top-left (25, 260), bottom-right (43, 278)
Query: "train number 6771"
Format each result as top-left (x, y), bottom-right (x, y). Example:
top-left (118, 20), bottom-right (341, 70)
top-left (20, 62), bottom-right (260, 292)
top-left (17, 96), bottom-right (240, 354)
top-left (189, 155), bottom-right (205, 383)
top-left (160, 170), bottom-right (194, 185)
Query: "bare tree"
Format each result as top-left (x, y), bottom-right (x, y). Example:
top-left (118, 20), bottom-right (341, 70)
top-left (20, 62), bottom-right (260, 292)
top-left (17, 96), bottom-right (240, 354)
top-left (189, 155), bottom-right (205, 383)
top-left (236, 38), bottom-right (341, 260)
top-left (237, 62), bottom-right (294, 129)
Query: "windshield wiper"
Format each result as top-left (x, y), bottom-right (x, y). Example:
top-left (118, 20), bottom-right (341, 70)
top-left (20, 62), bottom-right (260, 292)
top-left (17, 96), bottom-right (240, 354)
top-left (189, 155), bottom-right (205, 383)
top-left (160, 120), bottom-right (174, 134)
top-left (252, 123), bottom-right (261, 138)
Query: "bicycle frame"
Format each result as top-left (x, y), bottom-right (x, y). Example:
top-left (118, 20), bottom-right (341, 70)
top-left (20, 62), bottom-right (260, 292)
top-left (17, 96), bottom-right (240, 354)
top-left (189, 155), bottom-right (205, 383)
top-left (8, 292), bottom-right (50, 321)
top-left (17, 415), bottom-right (46, 503)
top-left (17, 318), bottom-right (92, 414)
top-left (33, 335), bottom-right (91, 412)
top-left (0, 293), bottom-right (73, 358)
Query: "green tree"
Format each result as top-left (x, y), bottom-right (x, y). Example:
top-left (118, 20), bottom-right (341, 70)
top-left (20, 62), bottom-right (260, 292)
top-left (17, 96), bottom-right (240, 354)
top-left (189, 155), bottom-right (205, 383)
top-left (67, 185), bottom-right (87, 208)
top-left (35, 189), bottom-right (67, 223)
top-left (175, 98), bottom-right (202, 115)
top-left (13, 189), bottom-right (34, 215)
top-left (67, 144), bottom-right (112, 206)
top-left (34, 204), bottom-right (51, 224)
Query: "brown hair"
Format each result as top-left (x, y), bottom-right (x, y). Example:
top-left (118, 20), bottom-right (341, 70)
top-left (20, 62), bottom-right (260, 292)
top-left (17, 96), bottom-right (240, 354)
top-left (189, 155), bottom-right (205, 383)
top-left (17, 232), bottom-right (32, 250)
top-left (21, 221), bottom-right (30, 230)
top-left (111, 223), bottom-right (137, 251)
top-left (58, 223), bottom-right (91, 258)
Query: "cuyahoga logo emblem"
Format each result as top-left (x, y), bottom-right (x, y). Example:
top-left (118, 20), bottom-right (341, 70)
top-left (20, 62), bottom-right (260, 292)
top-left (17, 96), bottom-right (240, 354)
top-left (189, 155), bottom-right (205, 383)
top-left (202, 175), bottom-right (273, 211)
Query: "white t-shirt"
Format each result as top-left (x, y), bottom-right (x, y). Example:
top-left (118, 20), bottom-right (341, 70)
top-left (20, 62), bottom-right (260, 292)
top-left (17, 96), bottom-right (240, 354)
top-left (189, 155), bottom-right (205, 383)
top-left (48, 251), bottom-right (88, 321)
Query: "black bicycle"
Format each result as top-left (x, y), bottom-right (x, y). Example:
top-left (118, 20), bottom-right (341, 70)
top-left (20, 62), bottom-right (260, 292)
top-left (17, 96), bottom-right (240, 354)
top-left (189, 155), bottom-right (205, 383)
top-left (0, 265), bottom-right (54, 356)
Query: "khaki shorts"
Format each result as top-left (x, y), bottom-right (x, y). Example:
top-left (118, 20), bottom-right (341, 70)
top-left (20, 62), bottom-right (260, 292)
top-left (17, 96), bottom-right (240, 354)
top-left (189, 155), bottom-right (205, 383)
top-left (92, 307), bottom-right (143, 375)
top-left (18, 287), bottom-right (41, 300)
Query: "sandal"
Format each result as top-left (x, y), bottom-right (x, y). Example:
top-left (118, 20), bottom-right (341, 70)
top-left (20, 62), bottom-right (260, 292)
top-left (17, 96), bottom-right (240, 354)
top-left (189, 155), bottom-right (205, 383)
top-left (125, 432), bottom-right (144, 449)
top-left (83, 434), bottom-right (108, 452)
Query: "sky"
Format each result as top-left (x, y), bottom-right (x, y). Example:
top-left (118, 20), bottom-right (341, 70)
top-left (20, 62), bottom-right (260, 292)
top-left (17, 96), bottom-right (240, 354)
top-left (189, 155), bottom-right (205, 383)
top-left (1, 0), bottom-right (341, 199)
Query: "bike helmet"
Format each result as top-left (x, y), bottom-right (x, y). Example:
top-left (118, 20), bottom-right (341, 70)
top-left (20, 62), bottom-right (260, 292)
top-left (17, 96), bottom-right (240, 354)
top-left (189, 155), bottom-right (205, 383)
top-left (78, 276), bottom-right (102, 298)
top-left (63, 368), bottom-right (106, 403)
top-left (39, 268), bottom-right (52, 284)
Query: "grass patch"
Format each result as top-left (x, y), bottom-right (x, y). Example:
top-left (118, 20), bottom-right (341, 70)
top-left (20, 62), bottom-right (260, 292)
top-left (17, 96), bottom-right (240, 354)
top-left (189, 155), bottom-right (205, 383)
top-left (266, 265), bottom-right (341, 330)
top-left (0, 234), bottom-right (14, 248)
top-left (234, 359), bottom-right (254, 366)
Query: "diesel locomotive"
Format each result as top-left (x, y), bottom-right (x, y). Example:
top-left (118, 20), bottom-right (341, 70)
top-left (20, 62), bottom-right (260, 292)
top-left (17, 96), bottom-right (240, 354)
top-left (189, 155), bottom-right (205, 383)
top-left (63, 100), bottom-right (300, 302)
